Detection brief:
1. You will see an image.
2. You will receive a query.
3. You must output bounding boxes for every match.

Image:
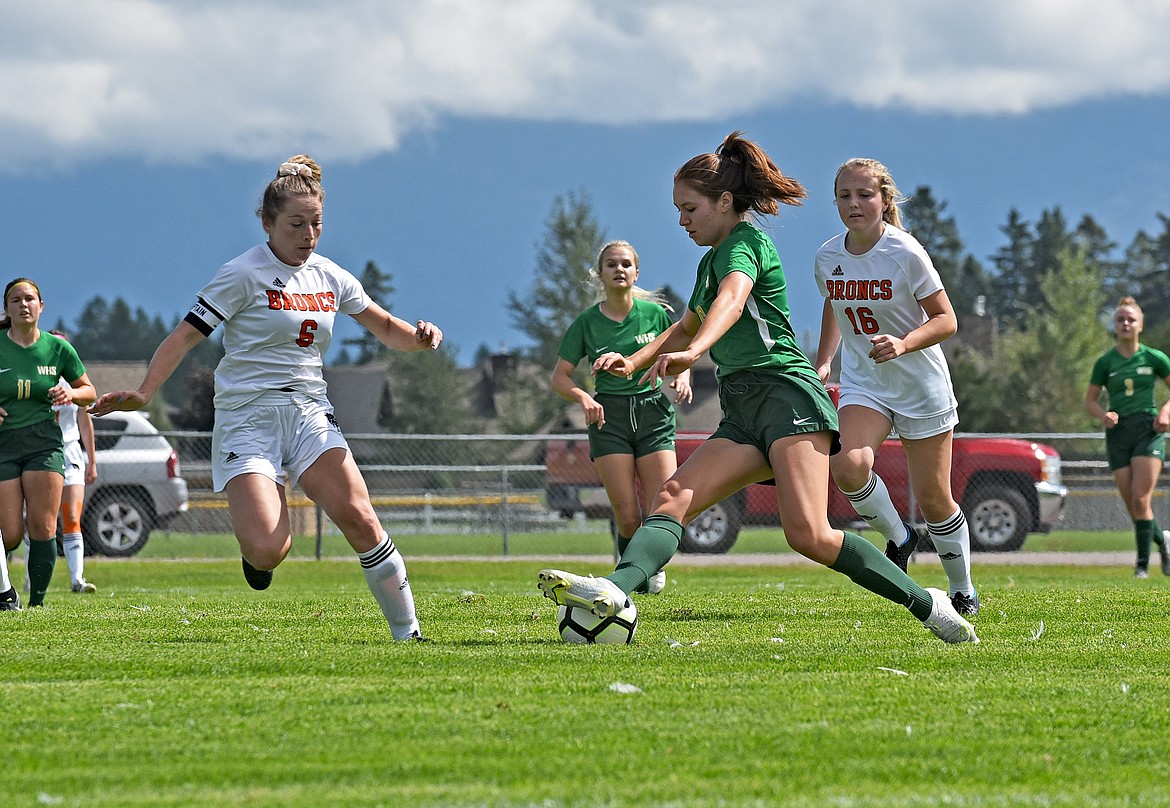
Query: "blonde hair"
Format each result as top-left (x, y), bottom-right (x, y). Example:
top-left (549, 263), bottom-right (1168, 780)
top-left (256, 154), bottom-right (324, 224)
top-left (834, 157), bottom-right (907, 229)
top-left (1114, 296), bottom-right (1144, 325)
top-left (587, 241), bottom-right (674, 312)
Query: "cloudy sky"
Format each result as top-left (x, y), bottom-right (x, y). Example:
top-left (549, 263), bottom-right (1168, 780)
top-left (5, 0), bottom-right (1170, 364)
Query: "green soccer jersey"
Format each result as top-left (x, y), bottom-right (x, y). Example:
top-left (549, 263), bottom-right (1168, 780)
top-left (687, 221), bottom-right (820, 382)
top-left (0, 330), bottom-right (86, 433)
top-left (1089, 345), bottom-right (1170, 419)
top-left (558, 299), bottom-right (673, 395)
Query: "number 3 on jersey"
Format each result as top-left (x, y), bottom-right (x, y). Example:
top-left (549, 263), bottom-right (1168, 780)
top-left (296, 319), bottom-right (318, 347)
top-left (844, 306), bottom-right (879, 335)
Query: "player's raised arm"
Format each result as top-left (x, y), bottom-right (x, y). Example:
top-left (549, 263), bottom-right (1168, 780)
top-left (351, 302), bottom-right (442, 352)
top-left (90, 321), bottom-right (206, 416)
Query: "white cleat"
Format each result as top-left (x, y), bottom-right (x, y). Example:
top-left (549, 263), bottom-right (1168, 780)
top-left (538, 569), bottom-right (628, 618)
top-left (646, 570), bottom-right (667, 595)
top-left (923, 587), bottom-right (980, 644)
top-left (71, 579), bottom-right (97, 594)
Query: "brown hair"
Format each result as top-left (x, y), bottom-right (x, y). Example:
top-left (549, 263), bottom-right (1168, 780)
top-left (1, 277), bottom-right (41, 330)
top-left (674, 131), bottom-right (807, 216)
top-left (1114, 296), bottom-right (1143, 324)
top-left (256, 154), bottom-right (324, 224)
top-left (834, 157), bottom-right (906, 229)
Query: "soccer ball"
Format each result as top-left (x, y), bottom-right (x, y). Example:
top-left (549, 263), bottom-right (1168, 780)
top-left (557, 601), bottom-right (638, 644)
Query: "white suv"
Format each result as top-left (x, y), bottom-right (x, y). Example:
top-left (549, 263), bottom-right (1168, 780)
top-left (84, 411), bottom-right (189, 556)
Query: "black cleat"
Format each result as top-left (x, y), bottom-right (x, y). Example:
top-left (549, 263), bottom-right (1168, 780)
top-left (884, 523), bottom-right (919, 573)
top-left (241, 557), bottom-right (273, 591)
top-left (951, 590), bottom-right (981, 617)
top-left (0, 586), bottom-right (22, 612)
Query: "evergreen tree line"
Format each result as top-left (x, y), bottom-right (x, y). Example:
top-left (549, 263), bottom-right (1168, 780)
top-left (58, 188), bottom-right (1170, 434)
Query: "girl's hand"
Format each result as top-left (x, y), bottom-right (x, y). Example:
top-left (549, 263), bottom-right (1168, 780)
top-left (1102, 411), bottom-right (1120, 429)
top-left (416, 320), bottom-right (443, 349)
top-left (47, 385), bottom-right (72, 406)
top-left (89, 391), bottom-right (148, 417)
top-left (670, 374), bottom-right (693, 405)
top-left (593, 352), bottom-right (634, 378)
top-left (639, 351), bottom-right (696, 388)
top-left (581, 396), bottom-right (606, 429)
top-left (868, 334), bottom-right (906, 364)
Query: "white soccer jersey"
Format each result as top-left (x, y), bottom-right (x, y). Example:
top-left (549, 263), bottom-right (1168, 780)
top-left (185, 243), bottom-right (371, 410)
top-left (53, 378), bottom-right (80, 444)
top-left (815, 225), bottom-right (957, 418)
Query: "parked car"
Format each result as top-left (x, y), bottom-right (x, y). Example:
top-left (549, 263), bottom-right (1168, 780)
top-left (83, 411), bottom-right (189, 556)
top-left (546, 432), bottom-right (1068, 555)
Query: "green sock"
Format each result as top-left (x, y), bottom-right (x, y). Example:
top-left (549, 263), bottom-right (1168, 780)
top-left (27, 539), bottom-right (57, 607)
top-left (1135, 520), bottom-right (1153, 567)
top-left (830, 531), bottom-right (933, 621)
top-left (1153, 520), bottom-right (1165, 547)
top-left (609, 515), bottom-right (683, 595)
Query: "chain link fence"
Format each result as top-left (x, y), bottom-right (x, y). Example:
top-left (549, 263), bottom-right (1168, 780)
top-left (84, 424), bottom-right (1168, 557)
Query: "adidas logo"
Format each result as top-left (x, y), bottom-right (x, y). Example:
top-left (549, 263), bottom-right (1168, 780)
top-left (326, 413), bottom-right (341, 431)
top-left (225, 452), bottom-right (239, 462)
top-left (939, 552), bottom-right (961, 561)
top-left (832, 266), bottom-right (844, 276)
top-left (272, 277), bottom-right (285, 288)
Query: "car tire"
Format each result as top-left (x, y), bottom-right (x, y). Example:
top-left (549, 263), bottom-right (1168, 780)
top-left (82, 489), bottom-right (155, 557)
top-left (963, 484), bottom-right (1030, 552)
top-left (678, 494), bottom-right (743, 555)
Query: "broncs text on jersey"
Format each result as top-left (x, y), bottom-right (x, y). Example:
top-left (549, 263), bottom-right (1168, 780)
top-left (824, 276), bottom-right (894, 301)
top-left (265, 291), bottom-right (337, 312)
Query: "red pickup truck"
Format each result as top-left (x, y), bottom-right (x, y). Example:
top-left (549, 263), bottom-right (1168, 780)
top-left (545, 432), bottom-right (1068, 554)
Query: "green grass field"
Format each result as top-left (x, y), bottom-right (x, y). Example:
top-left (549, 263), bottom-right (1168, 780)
top-left (5, 540), bottom-right (1170, 807)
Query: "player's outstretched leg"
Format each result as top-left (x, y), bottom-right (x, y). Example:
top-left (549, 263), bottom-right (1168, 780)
top-left (537, 569), bottom-right (630, 619)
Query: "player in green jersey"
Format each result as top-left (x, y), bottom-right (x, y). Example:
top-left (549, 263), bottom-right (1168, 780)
top-left (538, 132), bottom-right (977, 645)
top-left (552, 241), bottom-right (692, 594)
top-left (0, 278), bottom-right (96, 609)
top-left (1084, 297), bottom-right (1170, 577)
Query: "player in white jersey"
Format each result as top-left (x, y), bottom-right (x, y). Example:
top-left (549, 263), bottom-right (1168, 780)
top-left (814, 157), bottom-right (979, 616)
top-left (92, 155), bottom-right (444, 640)
top-left (51, 333), bottom-right (99, 593)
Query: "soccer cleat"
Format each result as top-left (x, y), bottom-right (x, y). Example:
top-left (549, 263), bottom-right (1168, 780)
top-left (404, 630), bottom-right (429, 642)
top-left (241, 557), bottom-right (273, 591)
top-left (71, 579), bottom-right (97, 594)
top-left (951, 590), bottom-right (980, 617)
top-left (646, 570), bottom-right (667, 595)
top-left (1134, 565), bottom-right (1150, 579)
top-left (1160, 531), bottom-right (1170, 576)
top-left (538, 568), bottom-right (629, 619)
top-left (0, 587), bottom-right (21, 612)
top-left (884, 523), bottom-right (919, 573)
top-left (922, 587), bottom-right (979, 644)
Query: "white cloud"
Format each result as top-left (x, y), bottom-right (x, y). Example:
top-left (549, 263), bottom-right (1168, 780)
top-left (1, 0), bottom-right (1168, 170)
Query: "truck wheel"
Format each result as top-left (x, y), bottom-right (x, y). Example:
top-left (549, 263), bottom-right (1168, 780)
top-left (679, 494), bottom-right (743, 554)
top-left (963, 484), bottom-right (1029, 552)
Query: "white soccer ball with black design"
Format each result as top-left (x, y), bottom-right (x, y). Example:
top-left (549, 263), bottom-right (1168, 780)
top-left (557, 601), bottom-right (638, 644)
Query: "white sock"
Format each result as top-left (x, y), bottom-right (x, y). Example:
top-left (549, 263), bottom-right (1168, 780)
top-left (62, 533), bottom-right (85, 586)
top-left (840, 473), bottom-right (906, 546)
top-left (358, 533), bottom-right (420, 640)
top-left (927, 510), bottom-right (974, 597)
top-left (0, 540), bottom-right (11, 592)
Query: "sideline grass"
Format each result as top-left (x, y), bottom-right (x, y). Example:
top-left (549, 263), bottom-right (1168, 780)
top-left (6, 557), bottom-right (1170, 806)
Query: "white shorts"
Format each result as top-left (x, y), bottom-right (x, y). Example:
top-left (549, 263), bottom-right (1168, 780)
top-left (62, 440), bottom-right (86, 487)
top-left (211, 392), bottom-right (350, 492)
top-left (837, 389), bottom-right (959, 441)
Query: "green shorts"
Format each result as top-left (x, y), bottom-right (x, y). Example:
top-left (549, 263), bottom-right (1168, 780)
top-left (1105, 413), bottom-right (1166, 471)
top-left (712, 370), bottom-right (840, 458)
top-left (0, 418), bottom-right (66, 482)
top-left (588, 389), bottom-right (676, 460)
